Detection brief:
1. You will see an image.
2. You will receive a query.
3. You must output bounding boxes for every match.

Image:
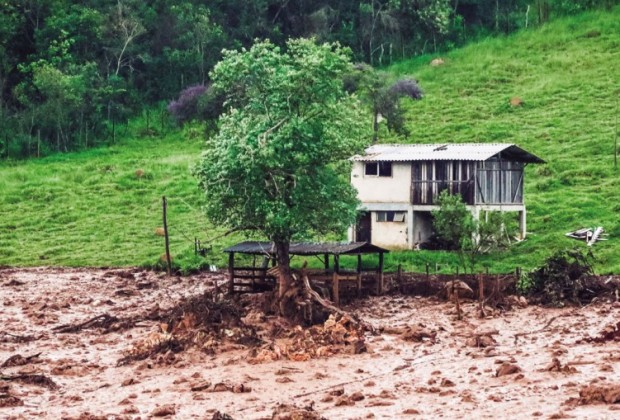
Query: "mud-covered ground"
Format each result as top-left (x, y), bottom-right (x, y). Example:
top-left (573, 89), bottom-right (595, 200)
top-left (1, 268), bottom-right (619, 419)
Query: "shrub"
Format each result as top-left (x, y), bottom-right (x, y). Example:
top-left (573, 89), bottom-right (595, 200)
top-left (525, 248), bottom-right (595, 306)
top-left (389, 78), bottom-right (424, 100)
top-left (167, 84), bottom-right (207, 125)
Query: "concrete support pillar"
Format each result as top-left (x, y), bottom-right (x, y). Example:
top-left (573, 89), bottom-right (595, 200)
top-left (347, 225), bottom-right (355, 242)
top-left (407, 207), bottom-right (414, 249)
top-left (519, 209), bottom-right (527, 240)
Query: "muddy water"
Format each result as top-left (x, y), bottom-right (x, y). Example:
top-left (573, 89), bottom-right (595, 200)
top-left (1, 268), bottom-right (618, 419)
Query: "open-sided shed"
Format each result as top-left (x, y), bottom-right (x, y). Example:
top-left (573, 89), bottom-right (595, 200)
top-left (223, 241), bottom-right (389, 305)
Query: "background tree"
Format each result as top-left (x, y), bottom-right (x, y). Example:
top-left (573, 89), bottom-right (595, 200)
top-left (193, 39), bottom-right (368, 311)
top-left (344, 63), bottom-right (423, 142)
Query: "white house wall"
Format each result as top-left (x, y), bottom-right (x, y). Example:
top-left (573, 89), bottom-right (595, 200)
top-left (351, 161), bottom-right (411, 203)
top-left (371, 212), bottom-right (409, 249)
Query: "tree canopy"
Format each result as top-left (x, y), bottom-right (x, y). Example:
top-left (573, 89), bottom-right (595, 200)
top-left (1, 0), bottom-right (608, 158)
top-left (193, 38), bottom-right (368, 295)
top-left (194, 39), bottom-right (368, 242)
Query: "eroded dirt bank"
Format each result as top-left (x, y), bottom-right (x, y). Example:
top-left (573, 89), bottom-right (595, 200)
top-left (1, 267), bottom-right (619, 419)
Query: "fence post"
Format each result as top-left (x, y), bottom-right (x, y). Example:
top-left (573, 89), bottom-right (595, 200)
top-left (162, 196), bottom-right (172, 276)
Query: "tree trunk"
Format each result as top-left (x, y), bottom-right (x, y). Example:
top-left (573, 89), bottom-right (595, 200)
top-left (274, 239), bottom-right (292, 298)
top-left (372, 110), bottom-right (379, 143)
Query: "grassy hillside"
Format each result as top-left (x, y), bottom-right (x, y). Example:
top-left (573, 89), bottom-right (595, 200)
top-left (1, 7), bottom-right (619, 273)
top-left (0, 125), bottom-right (233, 270)
top-left (387, 6), bottom-right (620, 273)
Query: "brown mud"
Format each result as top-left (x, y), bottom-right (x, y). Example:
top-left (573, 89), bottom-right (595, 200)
top-left (1, 267), bottom-right (619, 419)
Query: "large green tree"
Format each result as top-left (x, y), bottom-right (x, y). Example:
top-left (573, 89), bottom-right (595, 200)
top-left (193, 38), bottom-right (368, 300)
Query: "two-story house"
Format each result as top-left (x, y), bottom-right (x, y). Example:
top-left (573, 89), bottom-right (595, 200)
top-left (349, 143), bottom-right (545, 249)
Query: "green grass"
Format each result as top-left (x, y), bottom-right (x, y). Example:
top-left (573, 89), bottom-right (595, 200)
top-left (384, 6), bottom-right (620, 274)
top-left (1, 7), bottom-right (619, 273)
top-left (0, 122), bottom-right (245, 271)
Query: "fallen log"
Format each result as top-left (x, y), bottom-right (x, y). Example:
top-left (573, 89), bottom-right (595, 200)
top-left (0, 332), bottom-right (39, 343)
top-left (52, 313), bottom-right (135, 334)
top-left (298, 263), bottom-right (374, 333)
top-left (514, 315), bottom-right (560, 344)
top-left (0, 374), bottom-right (58, 390)
top-left (1, 353), bottom-right (42, 368)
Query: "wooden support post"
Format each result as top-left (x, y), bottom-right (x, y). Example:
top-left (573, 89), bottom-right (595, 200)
top-left (396, 264), bottom-right (403, 293)
top-left (453, 281), bottom-right (462, 320)
top-left (324, 253), bottom-right (329, 272)
top-left (478, 273), bottom-right (486, 318)
top-left (162, 196), bottom-right (172, 276)
top-left (357, 255), bottom-right (363, 297)
top-left (332, 255), bottom-right (340, 306)
top-left (377, 252), bottom-right (384, 295)
top-left (228, 252), bottom-right (235, 295)
top-left (425, 262), bottom-right (430, 295)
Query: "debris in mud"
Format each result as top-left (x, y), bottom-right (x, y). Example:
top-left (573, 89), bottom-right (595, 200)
top-left (574, 384), bottom-right (620, 405)
top-left (466, 329), bottom-right (498, 348)
top-left (119, 293), bottom-right (260, 365)
top-left (445, 281), bottom-right (474, 301)
top-left (151, 403), bottom-right (176, 417)
top-left (583, 321), bottom-right (620, 343)
top-left (1, 352), bottom-right (41, 368)
top-left (525, 249), bottom-right (599, 306)
top-left (211, 411), bottom-right (234, 420)
top-left (495, 363), bottom-right (522, 377)
top-left (0, 331), bottom-right (40, 343)
top-left (247, 314), bottom-right (365, 363)
top-left (0, 374), bottom-right (59, 390)
top-left (0, 392), bottom-right (23, 408)
top-left (271, 402), bottom-right (325, 420)
top-left (384, 324), bottom-right (436, 343)
top-left (53, 313), bottom-right (136, 334)
top-left (541, 358), bottom-right (578, 374)
top-left (3, 279), bottom-right (25, 287)
top-left (207, 382), bottom-right (252, 393)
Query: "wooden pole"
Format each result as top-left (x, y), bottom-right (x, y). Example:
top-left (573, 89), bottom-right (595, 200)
top-left (478, 273), bottom-right (486, 318)
top-left (614, 94), bottom-right (618, 169)
top-left (377, 252), bottom-right (384, 295)
top-left (228, 253), bottom-right (235, 295)
top-left (332, 255), bottom-right (340, 306)
top-left (357, 254), bottom-right (363, 297)
top-left (162, 196), bottom-right (172, 276)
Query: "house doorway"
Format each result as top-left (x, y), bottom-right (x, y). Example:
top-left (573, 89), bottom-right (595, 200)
top-left (355, 212), bottom-right (371, 243)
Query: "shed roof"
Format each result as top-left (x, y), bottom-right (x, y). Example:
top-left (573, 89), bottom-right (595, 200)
top-left (223, 241), bottom-right (389, 256)
top-left (352, 143), bottom-right (545, 163)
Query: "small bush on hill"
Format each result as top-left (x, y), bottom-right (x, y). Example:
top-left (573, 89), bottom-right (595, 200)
top-left (167, 84), bottom-right (207, 125)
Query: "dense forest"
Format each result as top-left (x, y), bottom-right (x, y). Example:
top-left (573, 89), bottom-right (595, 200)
top-left (0, 0), bottom-right (615, 158)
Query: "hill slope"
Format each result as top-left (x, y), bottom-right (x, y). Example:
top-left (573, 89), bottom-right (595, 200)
top-left (388, 6), bottom-right (620, 272)
top-left (1, 7), bottom-right (619, 272)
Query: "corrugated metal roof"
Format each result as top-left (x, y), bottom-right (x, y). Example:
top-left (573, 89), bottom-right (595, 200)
top-left (352, 143), bottom-right (545, 163)
top-left (223, 241), bottom-right (389, 255)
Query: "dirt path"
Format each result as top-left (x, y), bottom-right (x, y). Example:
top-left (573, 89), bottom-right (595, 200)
top-left (1, 268), bottom-right (618, 419)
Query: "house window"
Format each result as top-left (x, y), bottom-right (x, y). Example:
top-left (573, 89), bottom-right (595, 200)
top-left (365, 162), bottom-right (392, 177)
top-left (376, 211), bottom-right (406, 222)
